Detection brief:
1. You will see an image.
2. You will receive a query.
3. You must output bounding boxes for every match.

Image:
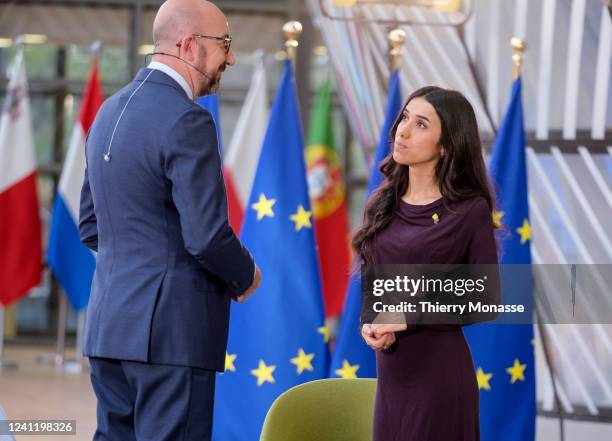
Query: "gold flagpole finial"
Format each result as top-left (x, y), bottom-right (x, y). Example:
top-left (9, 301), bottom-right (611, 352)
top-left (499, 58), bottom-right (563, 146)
top-left (511, 37), bottom-right (526, 80)
top-left (283, 21), bottom-right (303, 65)
top-left (388, 28), bottom-right (406, 70)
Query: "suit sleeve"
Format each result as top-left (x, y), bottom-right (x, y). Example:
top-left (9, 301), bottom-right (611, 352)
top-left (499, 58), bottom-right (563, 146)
top-left (164, 106), bottom-right (255, 295)
top-left (79, 137), bottom-right (98, 252)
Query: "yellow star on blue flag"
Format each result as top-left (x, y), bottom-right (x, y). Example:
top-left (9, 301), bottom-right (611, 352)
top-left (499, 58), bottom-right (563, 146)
top-left (251, 193), bottom-right (276, 220)
top-left (476, 367), bottom-right (493, 391)
top-left (289, 205), bottom-right (312, 231)
top-left (506, 358), bottom-right (527, 383)
top-left (317, 325), bottom-right (330, 343)
top-left (290, 348), bottom-right (315, 374)
top-left (492, 210), bottom-right (504, 228)
top-left (335, 360), bottom-right (359, 379)
top-left (224, 352), bottom-right (237, 372)
top-left (251, 360), bottom-right (276, 386)
top-left (516, 218), bottom-right (531, 244)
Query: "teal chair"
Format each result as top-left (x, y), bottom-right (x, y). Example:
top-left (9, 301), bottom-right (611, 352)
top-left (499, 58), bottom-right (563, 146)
top-left (259, 378), bottom-right (377, 441)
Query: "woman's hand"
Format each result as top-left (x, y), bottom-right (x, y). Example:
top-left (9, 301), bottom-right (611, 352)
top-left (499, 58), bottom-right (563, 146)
top-left (370, 323), bottom-right (408, 337)
top-left (365, 311), bottom-right (408, 350)
top-left (362, 324), bottom-right (397, 351)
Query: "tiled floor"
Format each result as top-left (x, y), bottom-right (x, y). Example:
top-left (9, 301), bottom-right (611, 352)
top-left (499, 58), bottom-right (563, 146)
top-left (0, 345), bottom-right (96, 441)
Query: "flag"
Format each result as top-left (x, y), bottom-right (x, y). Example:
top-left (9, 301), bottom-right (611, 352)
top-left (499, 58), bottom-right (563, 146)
top-left (47, 60), bottom-right (102, 310)
top-left (0, 45), bottom-right (42, 306)
top-left (212, 60), bottom-right (328, 441)
top-left (197, 93), bottom-right (222, 153)
top-left (464, 76), bottom-right (536, 441)
top-left (329, 69), bottom-right (402, 378)
top-left (197, 92), bottom-right (245, 233)
top-left (306, 80), bottom-right (350, 318)
top-left (223, 54), bottom-right (268, 233)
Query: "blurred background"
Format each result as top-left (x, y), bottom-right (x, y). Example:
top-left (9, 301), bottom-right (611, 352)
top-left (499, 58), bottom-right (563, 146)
top-left (0, 0), bottom-right (610, 440)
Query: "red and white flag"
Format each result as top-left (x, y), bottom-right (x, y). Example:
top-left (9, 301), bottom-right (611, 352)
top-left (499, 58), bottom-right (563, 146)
top-left (0, 46), bottom-right (42, 305)
top-left (224, 53), bottom-right (269, 234)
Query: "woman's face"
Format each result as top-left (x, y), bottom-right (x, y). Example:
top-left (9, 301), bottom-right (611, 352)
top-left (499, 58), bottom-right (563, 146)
top-left (392, 97), bottom-right (444, 167)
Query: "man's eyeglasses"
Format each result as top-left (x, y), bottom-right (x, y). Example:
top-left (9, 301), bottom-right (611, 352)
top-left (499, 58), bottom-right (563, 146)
top-left (191, 34), bottom-right (232, 54)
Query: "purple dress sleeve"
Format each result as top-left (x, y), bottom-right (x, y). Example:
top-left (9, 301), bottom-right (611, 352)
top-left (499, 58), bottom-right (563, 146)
top-left (418, 197), bottom-right (500, 331)
top-left (467, 197), bottom-right (499, 264)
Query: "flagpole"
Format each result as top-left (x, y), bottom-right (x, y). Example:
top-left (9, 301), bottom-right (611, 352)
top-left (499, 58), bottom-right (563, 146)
top-left (511, 37), bottom-right (526, 80)
top-left (387, 27), bottom-right (406, 71)
top-left (283, 20), bottom-right (302, 66)
top-left (91, 40), bottom-right (102, 59)
top-left (0, 37), bottom-right (27, 372)
top-left (56, 294), bottom-right (68, 364)
top-left (0, 307), bottom-right (5, 367)
top-left (511, 34), bottom-right (565, 440)
top-left (512, 34), bottom-right (564, 440)
top-left (0, 307), bottom-right (17, 370)
top-left (39, 291), bottom-right (69, 368)
top-left (63, 304), bottom-right (86, 374)
top-left (63, 40), bottom-right (101, 375)
top-left (37, 292), bottom-right (67, 367)
top-left (35, 31), bottom-right (69, 368)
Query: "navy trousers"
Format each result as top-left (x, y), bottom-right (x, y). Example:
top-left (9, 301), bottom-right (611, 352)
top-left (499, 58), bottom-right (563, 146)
top-left (89, 357), bottom-right (216, 441)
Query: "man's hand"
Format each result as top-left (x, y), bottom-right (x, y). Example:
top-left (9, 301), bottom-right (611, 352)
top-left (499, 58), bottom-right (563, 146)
top-left (361, 323), bottom-right (396, 351)
top-left (234, 264), bottom-right (261, 303)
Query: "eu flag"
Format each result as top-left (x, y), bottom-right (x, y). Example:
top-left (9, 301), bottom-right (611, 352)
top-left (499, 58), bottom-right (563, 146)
top-left (212, 60), bottom-right (328, 441)
top-left (464, 76), bottom-right (536, 440)
top-left (329, 70), bottom-right (402, 379)
top-left (197, 93), bottom-right (223, 157)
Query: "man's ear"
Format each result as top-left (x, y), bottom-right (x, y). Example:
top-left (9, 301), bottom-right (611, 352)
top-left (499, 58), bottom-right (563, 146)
top-left (181, 36), bottom-right (195, 61)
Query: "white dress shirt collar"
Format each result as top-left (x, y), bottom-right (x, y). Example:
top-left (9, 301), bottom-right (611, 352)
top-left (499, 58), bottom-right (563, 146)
top-left (147, 61), bottom-right (193, 100)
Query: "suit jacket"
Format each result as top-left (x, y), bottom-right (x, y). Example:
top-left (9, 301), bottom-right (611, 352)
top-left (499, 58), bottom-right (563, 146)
top-left (79, 68), bottom-right (254, 371)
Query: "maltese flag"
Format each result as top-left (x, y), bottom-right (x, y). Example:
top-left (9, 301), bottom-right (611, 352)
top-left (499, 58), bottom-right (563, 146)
top-left (47, 60), bottom-right (102, 310)
top-left (0, 45), bottom-right (42, 306)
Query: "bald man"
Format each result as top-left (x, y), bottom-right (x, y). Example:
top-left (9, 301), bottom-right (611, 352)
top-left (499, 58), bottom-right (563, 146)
top-left (79, 1), bottom-right (260, 439)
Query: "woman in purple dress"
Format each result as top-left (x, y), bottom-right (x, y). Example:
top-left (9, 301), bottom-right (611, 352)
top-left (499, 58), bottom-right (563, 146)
top-left (352, 86), bottom-right (498, 441)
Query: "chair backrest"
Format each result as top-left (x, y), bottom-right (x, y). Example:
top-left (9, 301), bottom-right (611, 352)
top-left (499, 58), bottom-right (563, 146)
top-left (259, 378), bottom-right (377, 441)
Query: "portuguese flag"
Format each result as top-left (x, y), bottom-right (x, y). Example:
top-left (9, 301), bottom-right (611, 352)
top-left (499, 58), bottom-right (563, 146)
top-left (306, 81), bottom-right (350, 318)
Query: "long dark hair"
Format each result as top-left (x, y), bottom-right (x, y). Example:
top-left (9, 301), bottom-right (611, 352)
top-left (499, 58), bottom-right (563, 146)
top-left (352, 86), bottom-right (495, 263)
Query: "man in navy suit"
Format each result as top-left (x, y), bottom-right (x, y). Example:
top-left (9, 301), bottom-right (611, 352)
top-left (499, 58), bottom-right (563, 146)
top-left (79, 1), bottom-right (261, 439)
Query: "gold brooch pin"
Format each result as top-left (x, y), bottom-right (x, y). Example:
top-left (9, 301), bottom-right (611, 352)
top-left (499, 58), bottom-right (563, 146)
top-left (432, 213), bottom-right (440, 224)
